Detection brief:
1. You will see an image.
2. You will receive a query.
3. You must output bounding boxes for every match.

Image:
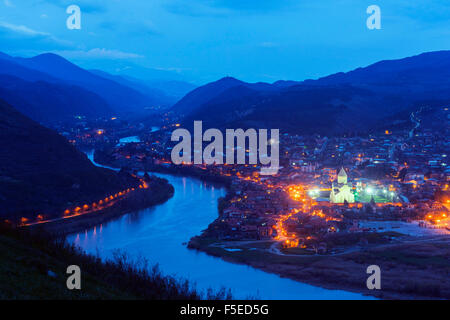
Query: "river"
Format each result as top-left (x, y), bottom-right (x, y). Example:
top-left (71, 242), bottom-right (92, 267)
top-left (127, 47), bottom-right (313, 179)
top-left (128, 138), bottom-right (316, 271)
top-left (66, 148), bottom-right (371, 299)
top-left (116, 127), bottom-right (159, 146)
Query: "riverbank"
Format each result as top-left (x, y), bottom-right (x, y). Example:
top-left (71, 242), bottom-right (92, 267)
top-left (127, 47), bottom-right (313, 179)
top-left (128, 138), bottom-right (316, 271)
top-left (94, 149), bottom-right (233, 188)
top-left (26, 176), bottom-right (174, 236)
top-left (69, 159), bottom-right (375, 299)
top-left (93, 152), bottom-right (449, 300)
top-left (188, 235), bottom-right (450, 300)
top-left (141, 160), bottom-right (450, 300)
top-left (92, 153), bottom-right (382, 299)
top-left (0, 226), bottom-right (227, 299)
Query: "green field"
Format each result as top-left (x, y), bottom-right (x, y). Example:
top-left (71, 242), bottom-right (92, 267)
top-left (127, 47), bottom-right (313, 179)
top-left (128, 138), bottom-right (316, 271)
top-left (354, 193), bottom-right (392, 203)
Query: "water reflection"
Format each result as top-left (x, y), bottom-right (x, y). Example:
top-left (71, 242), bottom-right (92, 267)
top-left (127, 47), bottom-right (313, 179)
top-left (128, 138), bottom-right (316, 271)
top-left (68, 155), bottom-right (371, 299)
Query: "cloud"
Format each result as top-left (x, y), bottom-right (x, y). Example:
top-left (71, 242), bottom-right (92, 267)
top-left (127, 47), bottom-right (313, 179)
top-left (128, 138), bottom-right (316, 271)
top-left (0, 21), bottom-right (72, 47)
top-left (98, 20), bottom-right (160, 37)
top-left (55, 48), bottom-right (144, 59)
top-left (0, 21), bottom-right (49, 36)
top-left (3, 0), bottom-right (13, 7)
top-left (397, 1), bottom-right (450, 24)
top-left (153, 66), bottom-right (192, 74)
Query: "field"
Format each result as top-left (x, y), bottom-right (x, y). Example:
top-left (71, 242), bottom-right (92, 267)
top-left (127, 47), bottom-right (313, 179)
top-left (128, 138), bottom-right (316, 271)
top-left (190, 236), bottom-right (450, 299)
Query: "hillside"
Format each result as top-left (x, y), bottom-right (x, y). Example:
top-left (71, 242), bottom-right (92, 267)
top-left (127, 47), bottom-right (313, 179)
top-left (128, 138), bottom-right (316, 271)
top-left (77, 57), bottom-right (197, 99)
top-left (185, 84), bottom-right (378, 133)
top-left (174, 51), bottom-right (450, 134)
top-left (89, 69), bottom-right (175, 106)
top-left (0, 231), bottom-right (134, 299)
top-left (0, 99), bottom-right (138, 222)
top-left (14, 53), bottom-right (164, 112)
top-left (0, 74), bottom-right (112, 122)
top-left (171, 76), bottom-right (246, 115)
top-left (311, 51), bottom-right (450, 88)
top-left (0, 227), bottom-right (219, 299)
top-left (0, 52), bottom-right (174, 122)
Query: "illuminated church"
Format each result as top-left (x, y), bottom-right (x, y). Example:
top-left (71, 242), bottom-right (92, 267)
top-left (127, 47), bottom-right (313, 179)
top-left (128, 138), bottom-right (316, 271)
top-left (330, 167), bottom-right (355, 203)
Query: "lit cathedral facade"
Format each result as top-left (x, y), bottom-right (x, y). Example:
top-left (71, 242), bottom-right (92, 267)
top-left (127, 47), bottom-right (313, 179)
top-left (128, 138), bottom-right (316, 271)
top-left (330, 168), bottom-right (355, 203)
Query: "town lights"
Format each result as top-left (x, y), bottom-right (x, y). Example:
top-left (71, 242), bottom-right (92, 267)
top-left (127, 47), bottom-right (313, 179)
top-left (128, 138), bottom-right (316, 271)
top-left (366, 187), bottom-right (374, 195)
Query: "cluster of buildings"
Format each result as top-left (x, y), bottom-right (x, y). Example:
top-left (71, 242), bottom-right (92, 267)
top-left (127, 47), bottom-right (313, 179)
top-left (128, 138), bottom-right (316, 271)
top-left (67, 106), bottom-right (450, 252)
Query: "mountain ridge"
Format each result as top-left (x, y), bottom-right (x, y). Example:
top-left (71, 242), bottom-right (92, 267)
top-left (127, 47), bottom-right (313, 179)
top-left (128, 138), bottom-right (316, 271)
top-left (173, 50), bottom-right (450, 134)
top-left (0, 52), bottom-right (178, 121)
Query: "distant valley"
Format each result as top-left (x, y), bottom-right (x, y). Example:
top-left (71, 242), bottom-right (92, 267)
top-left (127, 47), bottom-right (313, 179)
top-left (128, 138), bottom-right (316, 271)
top-left (0, 52), bottom-right (195, 124)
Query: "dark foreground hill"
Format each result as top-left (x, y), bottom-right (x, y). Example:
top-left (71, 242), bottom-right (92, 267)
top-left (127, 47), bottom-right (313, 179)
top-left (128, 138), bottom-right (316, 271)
top-left (175, 51), bottom-right (450, 135)
top-left (0, 227), bottom-right (229, 299)
top-left (0, 99), bottom-right (138, 221)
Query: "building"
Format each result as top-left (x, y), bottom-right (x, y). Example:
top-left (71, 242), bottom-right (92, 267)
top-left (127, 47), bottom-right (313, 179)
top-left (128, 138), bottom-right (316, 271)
top-left (330, 167), bottom-right (355, 203)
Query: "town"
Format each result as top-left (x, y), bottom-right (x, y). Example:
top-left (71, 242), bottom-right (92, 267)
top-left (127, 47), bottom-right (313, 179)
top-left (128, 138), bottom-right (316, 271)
top-left (49, 104), bottom-right (449, 259)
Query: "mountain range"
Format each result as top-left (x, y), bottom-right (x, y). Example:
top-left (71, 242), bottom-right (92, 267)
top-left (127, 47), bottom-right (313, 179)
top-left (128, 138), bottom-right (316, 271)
top-left (0, 52), bottom-right (195, 123)
top-left (173, 50), bottom-right (450, 134)
top-left (1, 49), bottom-right (449, 134)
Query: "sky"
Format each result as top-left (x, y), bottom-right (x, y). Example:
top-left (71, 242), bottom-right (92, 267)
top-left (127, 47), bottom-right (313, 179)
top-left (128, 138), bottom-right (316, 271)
top-left (0, 0), bottom-right (449, 84)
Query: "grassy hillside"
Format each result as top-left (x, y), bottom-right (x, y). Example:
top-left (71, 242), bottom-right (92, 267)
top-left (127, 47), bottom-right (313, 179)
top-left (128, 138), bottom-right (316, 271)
top-left (0, 98), bottom-right (139, 222)
top-left (0, 227), bottom-right (231, 300)
top-left (0, 233), bottom-right (133, 299)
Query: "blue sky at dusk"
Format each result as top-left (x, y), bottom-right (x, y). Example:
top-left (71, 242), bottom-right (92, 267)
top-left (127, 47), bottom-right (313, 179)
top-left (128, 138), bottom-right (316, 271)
top-left (1, 0), bottom-right (449, 84)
